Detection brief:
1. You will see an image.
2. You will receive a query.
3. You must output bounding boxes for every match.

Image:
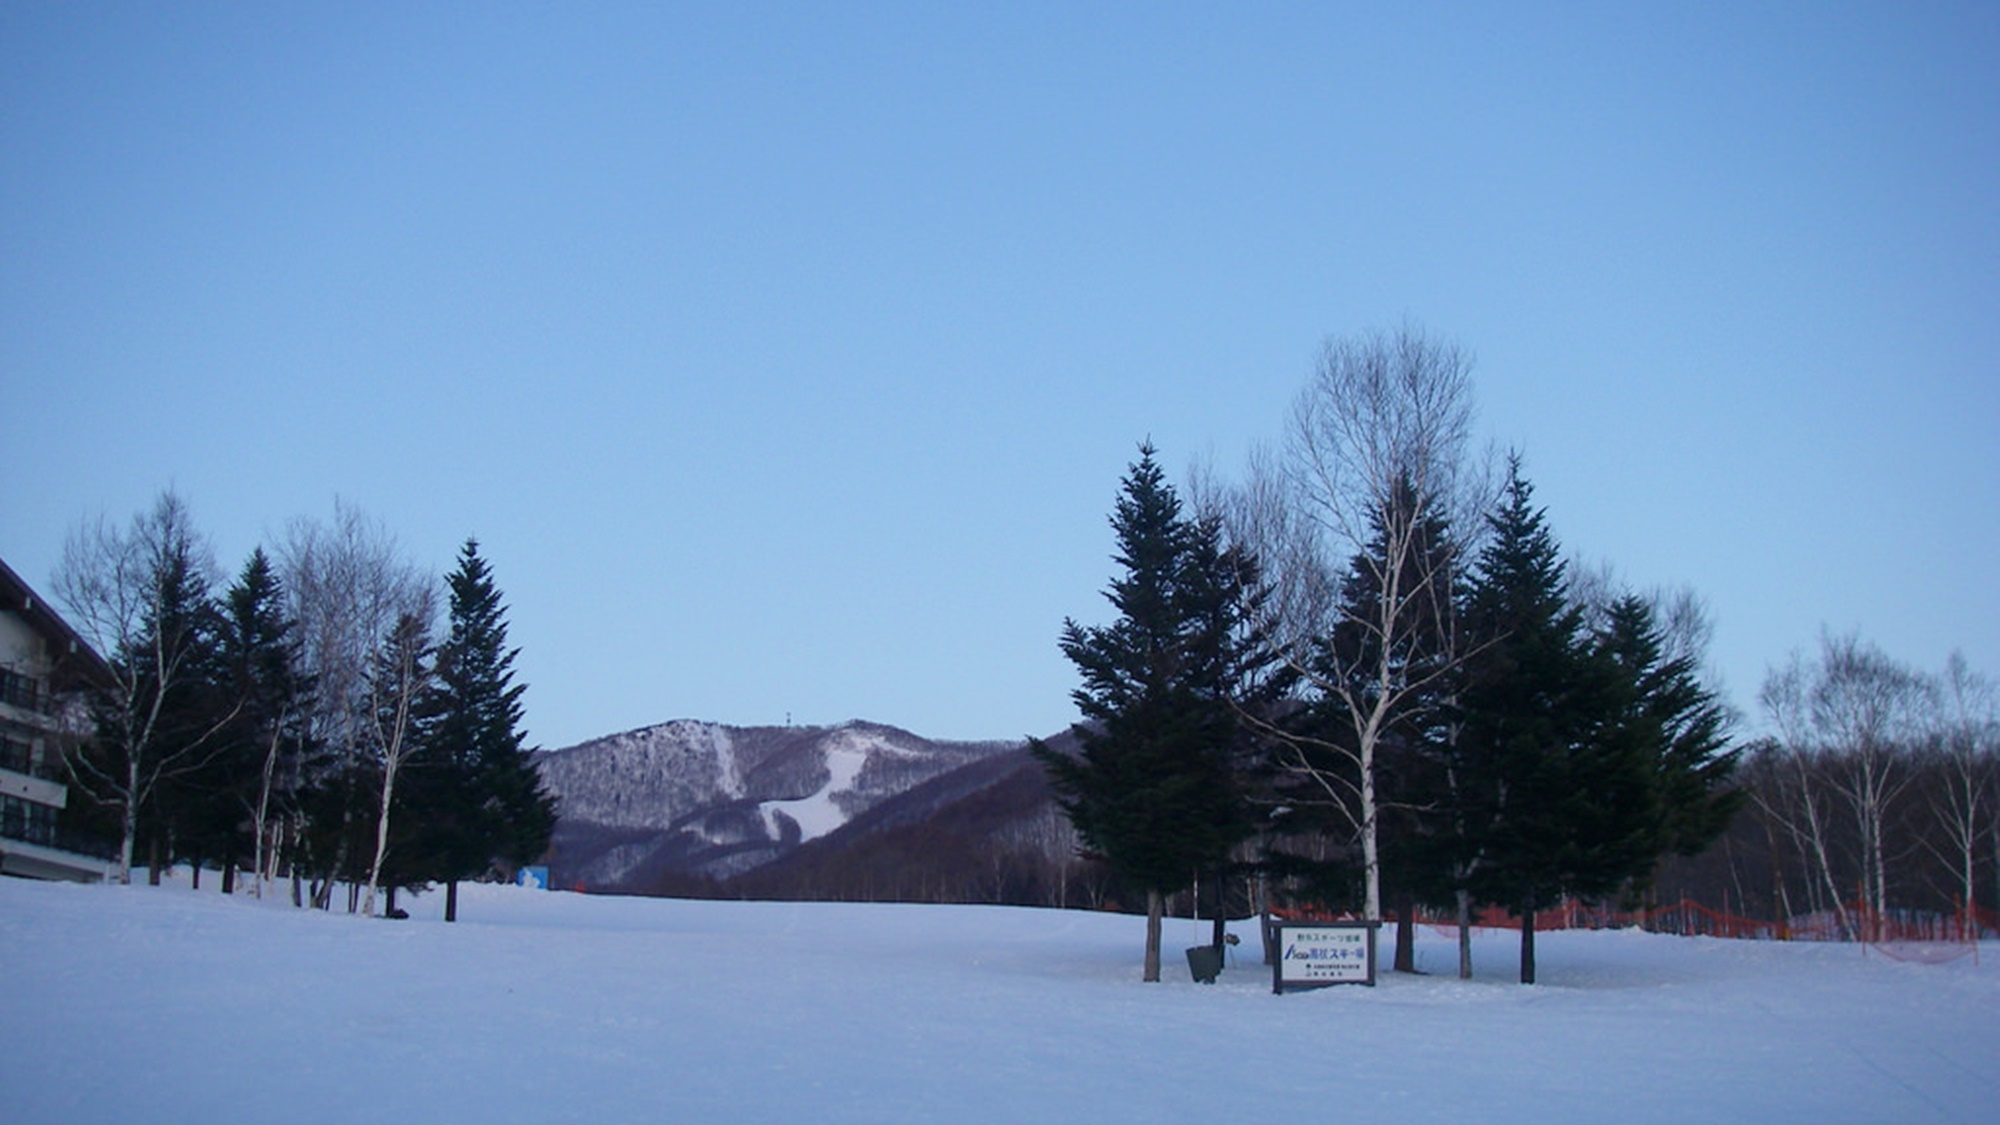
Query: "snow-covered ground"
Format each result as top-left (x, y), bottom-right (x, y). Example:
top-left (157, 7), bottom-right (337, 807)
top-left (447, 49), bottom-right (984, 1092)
top-left (2, 876), bottom-right (1994, 1124)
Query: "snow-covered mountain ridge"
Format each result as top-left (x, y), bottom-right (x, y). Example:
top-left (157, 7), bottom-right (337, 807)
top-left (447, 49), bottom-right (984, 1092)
top-left (536, 719), bottom-right (1022, 891)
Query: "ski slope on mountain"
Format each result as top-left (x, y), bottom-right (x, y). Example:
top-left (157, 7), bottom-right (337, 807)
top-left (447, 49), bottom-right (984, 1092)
top-left (760, 737), bottom-right (869, 841)
top-left (537, 720), bottom-right (1020, 891)
top-left (1, 876), bottom-right (1994, 1124)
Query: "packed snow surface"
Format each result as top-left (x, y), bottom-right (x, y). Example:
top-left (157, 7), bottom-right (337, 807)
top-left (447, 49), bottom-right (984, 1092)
top-left (2, 876), bottom-right (1995, 1124)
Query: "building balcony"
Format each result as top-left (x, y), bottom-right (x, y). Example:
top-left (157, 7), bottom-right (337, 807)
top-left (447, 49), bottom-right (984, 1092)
top-left (1, 790), bottom-right (115, 880)
top-left (1, 764), bottom-right (67, 810)
top-left (0, 832), bottom-right (117, 882)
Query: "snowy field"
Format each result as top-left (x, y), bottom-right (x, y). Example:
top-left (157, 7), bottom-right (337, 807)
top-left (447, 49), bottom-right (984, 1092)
top-left (2, 876), bottom-right (1995, 1124)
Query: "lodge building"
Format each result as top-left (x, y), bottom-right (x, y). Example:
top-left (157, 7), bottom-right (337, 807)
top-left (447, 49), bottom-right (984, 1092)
top-left (0, 555), bottom-right (116, 881)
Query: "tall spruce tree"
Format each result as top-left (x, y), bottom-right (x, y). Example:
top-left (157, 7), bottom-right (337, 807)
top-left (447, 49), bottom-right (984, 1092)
top-left (1595, 595), bottom-right (1743, 897)
top-left (1033, 445), bottom-right (1258, 981)
top-left (202, 548), bottom-right (308, 895)
top-left (1458, 460), bottom-right (1654, 983)
top-left (1179, 506), bottom-right (1289, 952)
top-left (416, 539), bottom-right (557, 921)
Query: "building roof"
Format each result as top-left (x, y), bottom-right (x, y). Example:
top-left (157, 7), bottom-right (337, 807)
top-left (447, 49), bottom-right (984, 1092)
top-left (0, 554), bottom-right (114, 688)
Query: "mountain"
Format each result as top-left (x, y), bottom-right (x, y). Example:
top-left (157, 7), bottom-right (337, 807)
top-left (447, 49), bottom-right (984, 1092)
top-left (723, 732), bottom-right (1086, 904)
top-left (535, 719), bottom-right (1055, 896)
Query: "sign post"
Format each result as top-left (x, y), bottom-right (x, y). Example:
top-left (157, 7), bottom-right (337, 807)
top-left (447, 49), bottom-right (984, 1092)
top-left (1272, 920), bottom-right (1379, 992)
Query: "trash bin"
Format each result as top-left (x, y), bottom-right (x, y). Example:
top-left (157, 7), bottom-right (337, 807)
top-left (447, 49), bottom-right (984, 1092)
top-left (1186, 944), bottom-right (1223, 984)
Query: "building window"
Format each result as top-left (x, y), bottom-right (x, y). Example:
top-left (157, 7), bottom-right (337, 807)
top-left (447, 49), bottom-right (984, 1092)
top-left (1, 793), bottom-right (58, 848)
top-left (0, 731), bottom-right (33, 775)
top-left (0, 667), bottom-right (44, 714)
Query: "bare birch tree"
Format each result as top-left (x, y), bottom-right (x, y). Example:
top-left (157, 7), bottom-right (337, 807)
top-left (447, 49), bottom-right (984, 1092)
top-left (1760, 632), bottom-right (1930, 937)
top-left (1927, 652), bottom-right (1996, 921)
top-left (1760, 661), bottom-right (1859, 934)
top-left (360, 601), bottom-right (435, 917)
top-left (1220, 324), bottom-right (1485, 926)
top-left (1812, 634), bottom-right (1928, 936)
top-left (279, 502), bottom-right (432, 911)
top-left (53, 491), bottom-right (237, 883)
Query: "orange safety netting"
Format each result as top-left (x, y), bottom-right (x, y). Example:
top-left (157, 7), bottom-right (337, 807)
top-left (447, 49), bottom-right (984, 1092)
top-left (1273, 898), bottom-right (1999, 956)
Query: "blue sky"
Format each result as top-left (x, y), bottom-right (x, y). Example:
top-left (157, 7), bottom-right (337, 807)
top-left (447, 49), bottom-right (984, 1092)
top-left (4, 3), bottom-right (1995, 749)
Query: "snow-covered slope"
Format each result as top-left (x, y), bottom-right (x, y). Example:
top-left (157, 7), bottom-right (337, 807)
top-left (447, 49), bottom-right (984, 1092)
top-left (3, 876), bottom-right (1995, 1125)
top-left (536, 719), bottom-right (1018, 890)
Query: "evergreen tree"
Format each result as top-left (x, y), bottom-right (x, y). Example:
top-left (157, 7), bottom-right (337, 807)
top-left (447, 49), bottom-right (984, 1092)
top-left (1178, 507), bottom-right (1290, 952)
top-left (360, 604), bottom-right (436, 917)
top-left (1256, 476), bottom-right (1465, 964)
top-left (1033, 445), bottom-right (1261, 981)
top-left (227, 549), bottom-right (312, 895)
top-left (56, 492), bottom-right (235, 883)
top-left (1245, 324), bottom-right (1480, 931)
top-left (136, 529), bottom-right (234, 885)
top-left (189, 548), bottom-right (308, 893)
top-left (1337, 478), bottom-right (1464, 970)
top-left (415, 539), bottom-right (557, 921)
top-left (1457, 460), bottom-right (1654, 982)
top-left (1595, 595), bottom-right (1743, 896)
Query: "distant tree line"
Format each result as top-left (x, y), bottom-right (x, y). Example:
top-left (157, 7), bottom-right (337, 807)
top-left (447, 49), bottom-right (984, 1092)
top-left (1652, 639), bottom-right (1997, 938)
top-left (51, 494), bottom-right (557, 919)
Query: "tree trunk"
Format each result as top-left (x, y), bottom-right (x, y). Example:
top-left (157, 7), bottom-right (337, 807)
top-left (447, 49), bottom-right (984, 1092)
top-left (1991, 810), bottom-right (1999, 924)
top-left (1798, 774), bottom-right (1854, 939)
top-left (1143, 889), bottom-right (1164, 982)
top-left (1519, 903), bottom-right (1537, 985)
top-left (1203, 869), bottom-right (1226, 951)
top-left (1393, 887), bottom-right (1416, 973)
top-left (1256, 863), bottom-right (1274, 965)
top-left (1456, 888), bottom-right (1473, 980)
top-left (1763, 812), bottom-right (1789, 936)
top-left (116, 827), bottom-right (135, 886)
top-left (446, 878), bottom-right (460, 923)
top-left (362, 761), bottom-right (398, 917)
top-left (116, 770), bottom-right (140, 885)
top-left (251, 722), bottom-right (282, 900)
top-left (1361, 744), bottom-right (1381, 923)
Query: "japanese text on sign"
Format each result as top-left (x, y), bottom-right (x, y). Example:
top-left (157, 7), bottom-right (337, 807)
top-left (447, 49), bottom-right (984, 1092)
top-left (1274, 923), bottom-right (1377, 989)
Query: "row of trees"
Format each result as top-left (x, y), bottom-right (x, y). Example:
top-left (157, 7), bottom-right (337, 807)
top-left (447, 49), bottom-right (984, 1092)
top-left (52, 494), bottom-right (556, 918)
top-left (1652, 638), bottom-right (1998, 936)
top-left (1038, 326), bottom-right (1742, 982)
